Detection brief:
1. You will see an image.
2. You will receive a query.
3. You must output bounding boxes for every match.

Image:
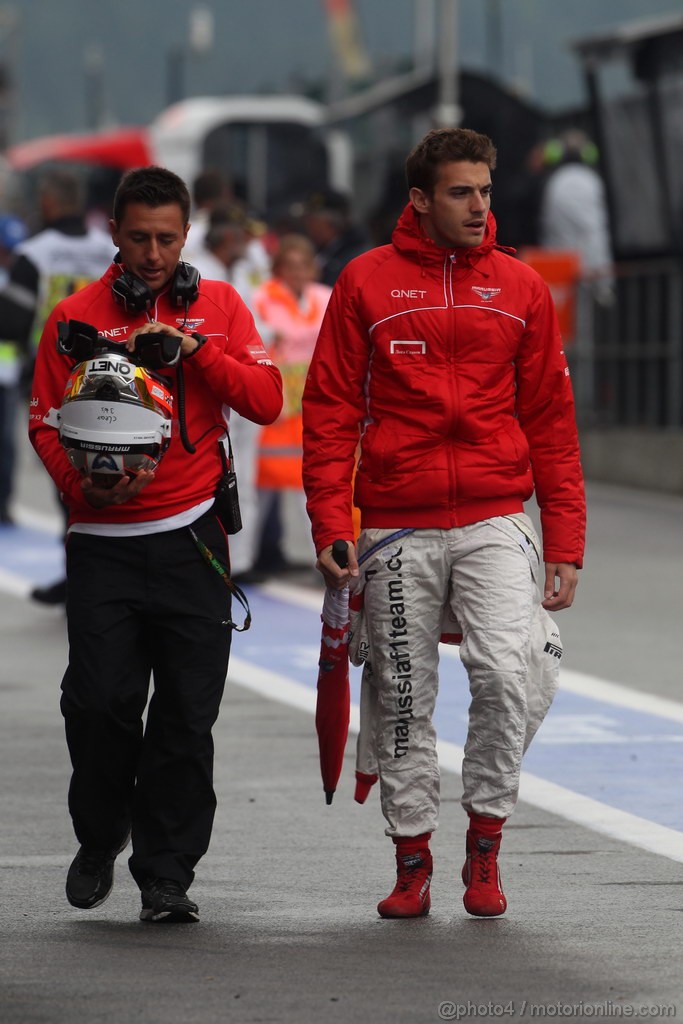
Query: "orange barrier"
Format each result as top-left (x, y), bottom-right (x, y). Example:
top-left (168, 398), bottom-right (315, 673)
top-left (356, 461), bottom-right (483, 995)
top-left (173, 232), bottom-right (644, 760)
top-left (518, 247), bottom-right (581, 344)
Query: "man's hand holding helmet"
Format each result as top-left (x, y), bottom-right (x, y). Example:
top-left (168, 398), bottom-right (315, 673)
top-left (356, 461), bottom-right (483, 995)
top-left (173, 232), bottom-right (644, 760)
top-left (81, 468), bottom-right (155, 508)
top-left (126, 321), bottom-right (204, 360)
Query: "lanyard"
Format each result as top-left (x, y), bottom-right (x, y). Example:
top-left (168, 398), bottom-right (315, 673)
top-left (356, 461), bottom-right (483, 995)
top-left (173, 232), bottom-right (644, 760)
top-left (188, 526), bottom-right (252, 632)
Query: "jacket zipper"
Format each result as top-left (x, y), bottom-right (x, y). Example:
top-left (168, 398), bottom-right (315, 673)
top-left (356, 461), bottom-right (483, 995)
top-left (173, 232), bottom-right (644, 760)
top-left (447, 253), bottom-right (458, 519)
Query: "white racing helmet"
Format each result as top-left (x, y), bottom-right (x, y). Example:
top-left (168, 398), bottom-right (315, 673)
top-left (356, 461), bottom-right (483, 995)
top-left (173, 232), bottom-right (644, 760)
top-left (57, 351), bottom-right (173, 482)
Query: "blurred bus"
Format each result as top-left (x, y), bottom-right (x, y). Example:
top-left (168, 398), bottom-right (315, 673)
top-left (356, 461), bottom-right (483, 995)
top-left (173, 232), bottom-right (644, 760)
top-left (150, 95), bottom-right (351, 218)
top-left (3, 95), bottom-right (353, 227)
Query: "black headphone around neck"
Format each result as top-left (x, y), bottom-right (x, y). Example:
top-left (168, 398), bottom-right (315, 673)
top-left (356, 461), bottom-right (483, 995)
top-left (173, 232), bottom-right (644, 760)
top-left (112, 259), bottom-right (201, 314)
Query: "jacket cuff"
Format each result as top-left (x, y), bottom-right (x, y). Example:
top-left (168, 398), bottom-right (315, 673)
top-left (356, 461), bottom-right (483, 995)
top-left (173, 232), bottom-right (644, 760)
top-left (185, 331), bottom-right (208, 358)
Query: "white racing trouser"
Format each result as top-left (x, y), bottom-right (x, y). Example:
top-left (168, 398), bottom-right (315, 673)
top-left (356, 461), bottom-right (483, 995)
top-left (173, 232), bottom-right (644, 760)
top-left (350, 517), bottom-right (561, 836)
top-left (225, 412), bottom-right (261, 575)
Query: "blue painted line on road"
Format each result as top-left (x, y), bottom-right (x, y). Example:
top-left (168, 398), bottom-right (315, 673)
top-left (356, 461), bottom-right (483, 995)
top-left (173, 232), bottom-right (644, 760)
top-left (516, 695), bottom-right (683, 832)
top-left (239, 588), bottom-right (683, 834)
top-left (0, 523), bottom-right (63, 585)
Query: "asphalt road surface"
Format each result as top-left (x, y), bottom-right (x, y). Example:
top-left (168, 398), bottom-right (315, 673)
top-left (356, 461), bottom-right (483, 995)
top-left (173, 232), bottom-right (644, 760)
top-left (1, 436), bottom-right (682, 1024)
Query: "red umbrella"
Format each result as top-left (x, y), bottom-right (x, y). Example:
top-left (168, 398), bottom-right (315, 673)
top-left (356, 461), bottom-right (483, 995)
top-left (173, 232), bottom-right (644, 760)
top-left (315, 540), bottom-right (352, 804)
top-left (317, 530), bottom-right (416, 804)
top-left (354, 659), bottom-right (379, 803)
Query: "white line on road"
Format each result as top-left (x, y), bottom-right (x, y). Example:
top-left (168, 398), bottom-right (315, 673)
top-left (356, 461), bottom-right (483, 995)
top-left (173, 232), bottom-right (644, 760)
top-left (259, 580), bottom-right (323, 610)
top-left (14, 505), bottom-right (62, 535)
top-left (556, 667), bottom-right (683, 725)
top-left (0, 568), bottom-right (33, 599)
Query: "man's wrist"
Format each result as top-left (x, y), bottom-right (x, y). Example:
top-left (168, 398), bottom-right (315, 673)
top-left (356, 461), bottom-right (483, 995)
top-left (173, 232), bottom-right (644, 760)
top-left (186, 331), bottom-right (208, 358)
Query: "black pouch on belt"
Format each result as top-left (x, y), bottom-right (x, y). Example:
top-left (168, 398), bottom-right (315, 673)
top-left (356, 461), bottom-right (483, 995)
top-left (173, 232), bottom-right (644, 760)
top-left (213, 435), bottom-right (242, 535)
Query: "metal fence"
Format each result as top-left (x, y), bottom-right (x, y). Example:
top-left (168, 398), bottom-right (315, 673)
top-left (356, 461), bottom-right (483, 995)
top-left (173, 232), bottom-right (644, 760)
top-left (569, 259), bottom-right (683, 429)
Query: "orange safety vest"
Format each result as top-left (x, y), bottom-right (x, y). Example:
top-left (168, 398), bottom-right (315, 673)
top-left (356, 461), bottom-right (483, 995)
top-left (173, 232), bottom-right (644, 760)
top-left (254, 278), bottom-right (332, 490)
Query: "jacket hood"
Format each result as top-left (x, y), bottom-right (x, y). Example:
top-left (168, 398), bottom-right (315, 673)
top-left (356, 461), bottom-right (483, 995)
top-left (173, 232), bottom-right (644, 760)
top-left (391, 202), bottom-right (505, 269)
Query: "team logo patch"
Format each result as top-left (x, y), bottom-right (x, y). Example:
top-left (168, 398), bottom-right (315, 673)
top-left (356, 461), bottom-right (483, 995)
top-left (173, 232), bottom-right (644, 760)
top-left (176, 317), bottom-right (205, 329)
top-left (91, 452), bottom-right (122, 473)
top-left (390, 340), bottom-right (426, 355)
top-left (544, 641), bottom-right (563, 659)
top-left (472, 286), bottom-right (501, 302)
top-left (247, 342), bottom-right (273, 365)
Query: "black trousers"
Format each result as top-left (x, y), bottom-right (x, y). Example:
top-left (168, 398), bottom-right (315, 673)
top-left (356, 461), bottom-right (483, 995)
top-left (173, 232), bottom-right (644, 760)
top-left (61, 514), bottom-right (231, 888)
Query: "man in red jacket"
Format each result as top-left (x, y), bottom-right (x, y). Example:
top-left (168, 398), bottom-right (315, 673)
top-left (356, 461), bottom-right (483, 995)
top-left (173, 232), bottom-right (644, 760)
top-left (302, 128), bottom-right (585, 919)
top-left (29, 166), bottom-right (282, 923)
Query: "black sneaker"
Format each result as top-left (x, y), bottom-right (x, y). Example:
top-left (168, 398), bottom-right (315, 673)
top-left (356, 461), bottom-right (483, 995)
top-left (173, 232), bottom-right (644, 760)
top-left (139, 878), bottom-right (200, 923)
top-left (66, 835), bottom-right (129, 910)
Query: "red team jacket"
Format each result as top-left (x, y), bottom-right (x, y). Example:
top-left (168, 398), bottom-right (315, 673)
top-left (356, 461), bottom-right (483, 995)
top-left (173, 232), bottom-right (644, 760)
top-left (29, 262), bottom-right (283, 527)
top-left (302, 204), bottom-right (585, 567)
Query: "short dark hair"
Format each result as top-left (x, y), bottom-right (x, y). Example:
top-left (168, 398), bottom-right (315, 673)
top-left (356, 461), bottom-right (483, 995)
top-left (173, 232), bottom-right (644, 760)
top-left (39, 170), bottom-right (85, 213)
top-left (304, 189), bottom-right (351, 229)
top-left (192, 168), bottom-right (228, 207)
top-left (112, 166), bottom-right (191, 225)
top-left (406, 128), bottom-right (497, 195)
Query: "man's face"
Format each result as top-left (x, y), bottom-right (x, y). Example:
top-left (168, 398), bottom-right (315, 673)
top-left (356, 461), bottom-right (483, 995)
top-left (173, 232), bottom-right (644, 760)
top-left (276, 248), bottom-right (316, 296)
top-left (215, 226), bottom-right (247, 268)
top-left (110, 202), bottom-right (189, 294)
top-left (410, 160), bottom-right (492, 248)
top-left (304, 211), bottom-right (336, 247)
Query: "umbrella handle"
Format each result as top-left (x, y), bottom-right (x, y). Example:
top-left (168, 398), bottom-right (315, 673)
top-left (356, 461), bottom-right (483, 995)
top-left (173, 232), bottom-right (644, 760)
top-left (332, 539), bottom-right (349, 569)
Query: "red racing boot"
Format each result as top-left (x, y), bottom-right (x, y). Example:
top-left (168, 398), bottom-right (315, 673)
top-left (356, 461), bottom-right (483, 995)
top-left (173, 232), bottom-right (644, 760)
top-left (462, 813), bottom-right (507, 917)
top-left (377, 833), bottom-right (432, 918)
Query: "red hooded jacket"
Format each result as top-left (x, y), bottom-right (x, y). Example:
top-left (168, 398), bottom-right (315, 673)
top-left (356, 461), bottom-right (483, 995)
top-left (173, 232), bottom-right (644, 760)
top-left (302, 204), bottom-right (585, 567)
top-left (29, 262), bottom-right (283, 527)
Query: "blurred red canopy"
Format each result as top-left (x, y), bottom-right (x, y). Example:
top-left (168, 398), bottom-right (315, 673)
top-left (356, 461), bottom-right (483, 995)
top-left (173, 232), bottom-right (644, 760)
top-left (5, 127), bottom-right (151, 171)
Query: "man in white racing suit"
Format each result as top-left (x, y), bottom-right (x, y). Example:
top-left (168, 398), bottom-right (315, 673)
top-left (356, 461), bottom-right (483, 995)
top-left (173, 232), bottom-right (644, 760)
top-left (302, 127), bottom-right (585, 919)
